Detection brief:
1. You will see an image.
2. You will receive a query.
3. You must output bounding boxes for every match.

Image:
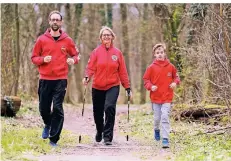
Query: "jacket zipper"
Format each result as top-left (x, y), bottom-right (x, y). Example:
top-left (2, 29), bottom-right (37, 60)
top-left (106, 48), bottom-right (109, 89)
top-left (51, 38), bottom-right (57, 75)
top-left (51, 38), bottom-right (60, 75)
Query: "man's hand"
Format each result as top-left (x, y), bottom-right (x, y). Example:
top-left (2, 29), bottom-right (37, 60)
top-left (169, 82), bottom-right (177, 89)
top-left (151, 85), bottom-right (158, 91)
top-left (67, 58), bottom-right (75, 65)
top-left (44, 56), bottom-right (52, 63)
top-left (78, 54), bottom-right (81, 61)
top-left (82, 77), bottom-right (90, 85)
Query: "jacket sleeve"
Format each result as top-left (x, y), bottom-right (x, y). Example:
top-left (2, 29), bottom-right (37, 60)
top-left (31, 37), bottom-right (44, 66)
top-left (68, 39), bottom-right (79, 64)
top-left (172, 66), bottom-right (180, 85)
top-left (118, 52), bottom-right (130, 89)
top-left (143, 66), bottom-right (153, 91)
top-left (85, 50), bottom-right (97, 79)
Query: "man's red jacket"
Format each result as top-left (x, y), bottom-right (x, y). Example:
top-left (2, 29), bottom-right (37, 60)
top-left (31, 29), bottom-right (79, 80)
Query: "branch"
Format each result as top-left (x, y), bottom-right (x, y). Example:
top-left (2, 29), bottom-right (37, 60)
top-left (205, 126), bottom-right (231, 134)
top-left (206, 79), bottom-right (230, 89)
top-left (195, 126), bottom-right (231, 136)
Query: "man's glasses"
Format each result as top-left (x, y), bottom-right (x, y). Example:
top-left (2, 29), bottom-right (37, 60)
top-left (102, 34), bottom-right (112, 37)
top-left (50, 19), bottom-right (61, 22)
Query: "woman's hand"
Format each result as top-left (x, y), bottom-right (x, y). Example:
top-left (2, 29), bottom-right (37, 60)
top-left (126, 88), bottom-right (132, 98)
top-left (82, 77), bottom-right (90, 85)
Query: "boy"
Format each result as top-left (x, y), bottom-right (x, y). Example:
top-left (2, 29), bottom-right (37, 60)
top-left (143, 43), bottom-right (180, 148)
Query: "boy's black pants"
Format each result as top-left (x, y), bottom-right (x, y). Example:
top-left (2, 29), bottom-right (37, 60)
top-left (92, 86), bottom-right (120, 142)
top-left (38, 79), bottom-right (67, 143)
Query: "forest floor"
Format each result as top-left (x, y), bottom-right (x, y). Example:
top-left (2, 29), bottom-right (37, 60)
top-left (23, 103), bottom-right (174, 161)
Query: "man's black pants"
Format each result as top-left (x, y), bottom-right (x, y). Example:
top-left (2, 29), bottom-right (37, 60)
top-left (92, 86), bottom-right (120, 142)
top-left (38, 79), bottom-right (67, 143)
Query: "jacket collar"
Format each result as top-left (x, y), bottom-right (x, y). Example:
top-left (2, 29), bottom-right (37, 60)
top-left (44, 28), bottom-right (68, 41)
top-left (100, 43), bottom-right (114, 50)
top-left (153, 59), bottom-right (170, 67)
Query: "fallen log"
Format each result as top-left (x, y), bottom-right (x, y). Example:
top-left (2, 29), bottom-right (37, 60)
top-left (180, 107), bottom-right (228, 119)
top-left (1, 96), bottom-right (21, 117)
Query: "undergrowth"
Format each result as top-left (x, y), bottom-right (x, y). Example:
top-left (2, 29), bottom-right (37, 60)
top-left (119, 103), bottom-right (231, 161)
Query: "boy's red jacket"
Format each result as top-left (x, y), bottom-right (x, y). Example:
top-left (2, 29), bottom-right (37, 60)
top-left (143, 59), bottom-right (180, 103)
top-left (31, 29), bottom-right (79, 80)
top-left (85, 44), bottom-right (130, 90)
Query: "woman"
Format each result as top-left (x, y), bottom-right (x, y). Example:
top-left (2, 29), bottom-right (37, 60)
top-left (83, 26), bottom-right (131, 145)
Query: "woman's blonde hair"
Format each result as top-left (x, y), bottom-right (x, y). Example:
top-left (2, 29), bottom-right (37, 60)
top-left (99, 26), bottom-right (116, 42)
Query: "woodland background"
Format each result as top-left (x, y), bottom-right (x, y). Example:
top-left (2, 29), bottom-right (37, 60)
top-left (1, 3), bottom-right (231, 106)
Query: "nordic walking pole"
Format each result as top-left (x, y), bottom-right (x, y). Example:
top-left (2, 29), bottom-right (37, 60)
top-left (79, 77), bottom-right (88, 143)
top-left (126, 94), bottom-right (130, 141)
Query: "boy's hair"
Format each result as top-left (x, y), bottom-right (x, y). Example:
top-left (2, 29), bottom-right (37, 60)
top-left (48, 10), bottom-right (63, 21)
top-left (152, 43), bottom-right (166, 54)
top-left (99, 26), bottom-right (116, 41)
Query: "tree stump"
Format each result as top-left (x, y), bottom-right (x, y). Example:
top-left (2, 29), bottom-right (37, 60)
top-left (1, 96), bottom-right (21, 117)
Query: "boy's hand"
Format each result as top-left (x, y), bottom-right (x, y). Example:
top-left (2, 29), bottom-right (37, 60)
top-left (151, 85), bottom-right (158, 91)
top-left (169, 82), bottom-right (176, 89)
top-left (44, 56), bottom-right (52, 63)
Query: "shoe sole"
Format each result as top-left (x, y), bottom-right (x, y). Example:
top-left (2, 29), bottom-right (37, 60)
top-left (162, 145), bottom-right (169, 148)
top-left (104, 142), bottom-right (112, 145)
top-left (42, 136), bottom-right (48, 139)
top-left (95, 137), bottom-right (102, 142)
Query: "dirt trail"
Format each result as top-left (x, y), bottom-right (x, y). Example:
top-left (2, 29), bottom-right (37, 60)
top-left (26, 104), bottom-right (173, 161)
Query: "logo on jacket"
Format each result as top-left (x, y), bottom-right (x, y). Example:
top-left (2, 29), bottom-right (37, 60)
top-left (167, 72), bottom-right (172, 77)
top-left (111, 55), bottom-right (118, 61)
top-left (61, 46), bottom-right (67, 53)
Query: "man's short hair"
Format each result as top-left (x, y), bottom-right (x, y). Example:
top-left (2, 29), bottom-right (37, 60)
top-left (48, 10), bottom-right (62, 21)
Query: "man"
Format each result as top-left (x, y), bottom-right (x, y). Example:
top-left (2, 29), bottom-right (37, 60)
top-left (31, 10), bottom-right (80, 147)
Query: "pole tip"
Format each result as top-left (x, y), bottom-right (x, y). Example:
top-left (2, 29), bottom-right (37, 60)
top-left (126, 135), bottom-right (129, 141)
top-left (79, 135), bottom-right (81, 143)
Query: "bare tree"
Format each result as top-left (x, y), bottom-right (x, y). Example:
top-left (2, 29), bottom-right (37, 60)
top-left (73, 4), bottom-right (84, 103)
top-left (1, 4), bottom-right (15, 96)
top-left (13, 4), bottom-right (20, 95)
top-left (140, 4), bottom-right (148, 104)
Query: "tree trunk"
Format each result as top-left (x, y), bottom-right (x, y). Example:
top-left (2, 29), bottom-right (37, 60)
top-left (1, 4), bottom-right (15, 96)
top-left (74, 4), bottom-right (84, 103)
top-left (140, 4), bottom-right (148, 104)
top-left (120, 4), bottom-right (130, 103)
top-left (64, 4), bottom-right (75, 103)
top-left (105, 4), bottom-right (113, 28)
top-left (13, 4), bottom-right (20, 96)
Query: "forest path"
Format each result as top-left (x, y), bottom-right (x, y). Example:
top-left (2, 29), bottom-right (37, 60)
top-left (25, 103), bottom-right (173, 161)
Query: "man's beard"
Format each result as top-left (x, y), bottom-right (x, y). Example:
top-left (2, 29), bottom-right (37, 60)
top-left (51, 24), bottom-right (60, 31)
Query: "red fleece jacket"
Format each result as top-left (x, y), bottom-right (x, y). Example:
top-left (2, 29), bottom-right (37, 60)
top-left (85, 44), bottom-right (130, 90)
top-left (31, 29), bottom-right (79, 80)
top-left (143, 59), bottom-right (180, 103)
